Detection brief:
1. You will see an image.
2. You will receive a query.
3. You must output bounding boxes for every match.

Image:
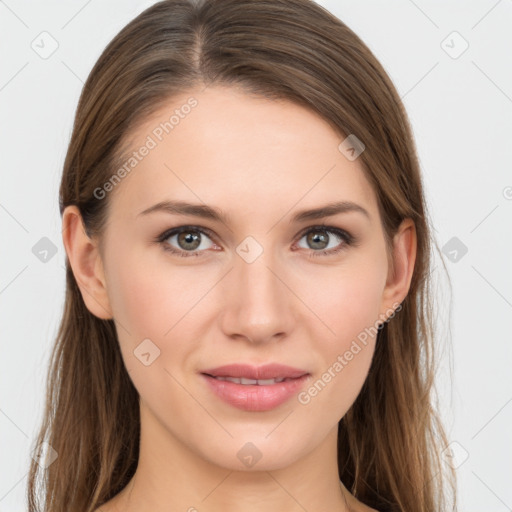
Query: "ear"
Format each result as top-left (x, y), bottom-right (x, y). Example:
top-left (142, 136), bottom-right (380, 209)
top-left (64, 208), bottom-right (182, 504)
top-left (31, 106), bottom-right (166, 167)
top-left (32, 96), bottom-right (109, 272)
top-left (61, 205), bottom-right (113, 320)
top-left (380, 218), bottom-right (417, 319)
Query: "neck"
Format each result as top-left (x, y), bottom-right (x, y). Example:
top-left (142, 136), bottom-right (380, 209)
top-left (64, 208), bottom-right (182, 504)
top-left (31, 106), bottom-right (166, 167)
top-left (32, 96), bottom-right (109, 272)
top-left (113, 402), bottom-right (351, 512)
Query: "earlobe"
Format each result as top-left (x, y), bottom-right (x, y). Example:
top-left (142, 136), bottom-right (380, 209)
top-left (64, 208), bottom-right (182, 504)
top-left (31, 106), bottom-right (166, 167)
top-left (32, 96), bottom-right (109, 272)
top-left (380, 218), bottom-right (417, 319)
top-left (61, 206), bottom-right (113, 320)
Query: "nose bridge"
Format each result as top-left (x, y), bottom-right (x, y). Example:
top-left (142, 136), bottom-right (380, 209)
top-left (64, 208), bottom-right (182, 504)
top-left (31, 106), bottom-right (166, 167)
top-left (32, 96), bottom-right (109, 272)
top-left (220, 237), bottom-right (294, 343)
top-left (239, 253), bottom-right (279, 306)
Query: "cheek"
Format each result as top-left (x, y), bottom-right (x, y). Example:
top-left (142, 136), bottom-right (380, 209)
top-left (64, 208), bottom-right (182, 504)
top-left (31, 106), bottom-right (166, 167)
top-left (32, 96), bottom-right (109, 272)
top-left (108, 263), bottom-right (169, 337)
top-left (299, 259), bottom-right (385, 413)
top-left (106, 244), bottom-right (205, 339)
top-left (104, 250), bottom-right (200, 398)
top-left (314, 257), bottom-right (386, 343)
top-left (104, 246), bottom-right (221, 383)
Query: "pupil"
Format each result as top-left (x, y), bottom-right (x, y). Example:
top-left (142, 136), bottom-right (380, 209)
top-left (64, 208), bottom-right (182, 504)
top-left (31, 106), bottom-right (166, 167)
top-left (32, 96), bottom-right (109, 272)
top-left (179, 231), bottom-right (200, 250)
top-left (309, 230), bottom-right (328, 249)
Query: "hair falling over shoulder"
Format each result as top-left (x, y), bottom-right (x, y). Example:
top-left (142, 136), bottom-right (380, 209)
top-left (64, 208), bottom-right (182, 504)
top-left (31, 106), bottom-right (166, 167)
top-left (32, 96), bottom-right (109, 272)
top-left (27, 1), bottom-right (457, 511)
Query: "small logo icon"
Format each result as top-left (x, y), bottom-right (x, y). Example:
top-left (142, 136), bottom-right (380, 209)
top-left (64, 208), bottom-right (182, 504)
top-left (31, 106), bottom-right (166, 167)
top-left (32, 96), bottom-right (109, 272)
top-left (237, 442), bottom-right (262, 468)
top-left (31, 31), bottom-right (59, 59)
top-left (442, 236), bottom-right (468, 263)
top-left (236, 236), bottom-right (264, 264)
top-left (134, 338), bottom-right (161, 366)
top-left (32, 237), bottom-right (58, 263)
top-left (31, 441), bottom-right (58, 469)
top-left (338, 134), bottom-right (365, 161)
top-left (441, 31), bottom-right (469, 59)
top-left (441, 441), bottom-right (469, 469)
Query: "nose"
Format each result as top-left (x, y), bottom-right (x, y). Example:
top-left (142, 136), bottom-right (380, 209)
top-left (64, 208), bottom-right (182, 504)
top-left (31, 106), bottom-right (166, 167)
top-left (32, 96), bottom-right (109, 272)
top-left (218, 245), bottom-right (296, 345)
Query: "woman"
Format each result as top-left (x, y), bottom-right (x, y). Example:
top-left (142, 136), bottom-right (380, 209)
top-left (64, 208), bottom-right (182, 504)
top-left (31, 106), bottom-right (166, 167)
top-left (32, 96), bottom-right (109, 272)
top-left (27, 0), bottom-right (457, 511)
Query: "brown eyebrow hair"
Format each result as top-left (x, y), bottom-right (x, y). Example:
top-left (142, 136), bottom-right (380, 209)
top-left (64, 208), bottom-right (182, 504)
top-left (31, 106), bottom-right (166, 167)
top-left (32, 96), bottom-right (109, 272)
top-left (137, 199), bottom-right (371, 224)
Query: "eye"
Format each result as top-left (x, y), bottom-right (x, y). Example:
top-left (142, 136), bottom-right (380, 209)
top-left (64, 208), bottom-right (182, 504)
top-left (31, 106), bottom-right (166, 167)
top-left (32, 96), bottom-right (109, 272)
top-left (155, 224), bottom-right (356, 258)
top-left (156, 226), bottom-right (218, 257)
top-left (295, 225), bottom-right (355, 258)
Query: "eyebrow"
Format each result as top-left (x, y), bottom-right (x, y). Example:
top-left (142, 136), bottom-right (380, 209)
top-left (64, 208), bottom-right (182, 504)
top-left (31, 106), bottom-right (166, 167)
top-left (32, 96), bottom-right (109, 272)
top-left (137, 199), bottom-right (370, 223)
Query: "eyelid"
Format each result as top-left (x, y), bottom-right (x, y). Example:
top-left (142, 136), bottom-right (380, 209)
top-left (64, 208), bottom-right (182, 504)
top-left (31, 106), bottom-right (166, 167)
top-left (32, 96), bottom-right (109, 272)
top-left (155, 225), bottom-right (220, 254)
top-left (293, 224), bottom-right (355, 253)
top-left (157, 224), bottom-right (216, 241)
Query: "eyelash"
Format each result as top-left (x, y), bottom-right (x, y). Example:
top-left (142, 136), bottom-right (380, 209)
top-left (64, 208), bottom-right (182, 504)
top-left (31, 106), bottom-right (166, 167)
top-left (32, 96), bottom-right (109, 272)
top-left (155, 225), bottom-right (357, 259)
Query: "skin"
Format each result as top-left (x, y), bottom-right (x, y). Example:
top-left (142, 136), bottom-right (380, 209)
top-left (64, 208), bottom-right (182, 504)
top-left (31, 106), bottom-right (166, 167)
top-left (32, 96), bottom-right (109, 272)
top-left (62, 85), bottom-right (416, 512)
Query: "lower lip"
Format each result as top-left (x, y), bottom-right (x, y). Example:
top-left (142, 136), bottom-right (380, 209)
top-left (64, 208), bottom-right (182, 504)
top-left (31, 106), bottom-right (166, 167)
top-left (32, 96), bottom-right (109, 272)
top-left (201, 373), bottom-right (310, 412)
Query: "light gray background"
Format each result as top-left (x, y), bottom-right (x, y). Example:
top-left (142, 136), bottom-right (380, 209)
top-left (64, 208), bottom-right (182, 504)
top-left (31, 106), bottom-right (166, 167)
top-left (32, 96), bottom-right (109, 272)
top-left (1, 1), bottom-right (511, 510)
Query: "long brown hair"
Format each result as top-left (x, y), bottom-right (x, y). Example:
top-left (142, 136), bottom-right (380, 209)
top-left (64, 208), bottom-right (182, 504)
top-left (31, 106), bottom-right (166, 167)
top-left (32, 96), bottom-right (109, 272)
top-left (27, 1), bottom-right (457, 510)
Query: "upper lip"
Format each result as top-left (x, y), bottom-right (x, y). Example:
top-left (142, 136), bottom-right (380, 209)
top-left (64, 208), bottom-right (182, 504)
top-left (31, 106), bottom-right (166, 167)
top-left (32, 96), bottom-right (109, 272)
top-left (201, 363), bottom-right (309, 380)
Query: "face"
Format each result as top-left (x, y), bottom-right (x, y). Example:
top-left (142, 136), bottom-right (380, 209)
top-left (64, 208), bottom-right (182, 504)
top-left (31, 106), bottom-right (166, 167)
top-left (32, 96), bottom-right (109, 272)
top-left (90, 85), bottom-right (403, 471)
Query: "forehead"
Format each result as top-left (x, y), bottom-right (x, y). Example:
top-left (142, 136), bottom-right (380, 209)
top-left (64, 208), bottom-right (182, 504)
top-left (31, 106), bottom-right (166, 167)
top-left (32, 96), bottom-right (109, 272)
top-left (109, 85), bottom-right (378, 225)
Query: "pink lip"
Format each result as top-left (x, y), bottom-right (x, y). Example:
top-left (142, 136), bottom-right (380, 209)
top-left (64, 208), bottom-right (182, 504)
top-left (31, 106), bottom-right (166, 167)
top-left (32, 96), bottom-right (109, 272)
top-left (200, 363), bottom-right (310, 412)
top-left (201, 363), bottom-right (308, 380)
top-left (201, 374), bottom-right (310, 411)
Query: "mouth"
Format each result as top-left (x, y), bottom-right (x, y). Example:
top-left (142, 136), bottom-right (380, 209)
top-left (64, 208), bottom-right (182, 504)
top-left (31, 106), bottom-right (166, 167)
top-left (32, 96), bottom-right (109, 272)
top-left (202, 375), bottom-right (301, 385)
top-left (200, 373), bottom-right (311, 412)
top-left (200, 362), bottom-right (309, 381)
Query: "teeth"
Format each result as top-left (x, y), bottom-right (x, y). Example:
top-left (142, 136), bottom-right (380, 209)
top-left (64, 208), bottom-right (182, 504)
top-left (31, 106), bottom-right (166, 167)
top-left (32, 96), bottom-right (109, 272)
top-left (240, 377), bottom-right (258, 385)
top-left (212, 376), bottom-right (289, 385)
